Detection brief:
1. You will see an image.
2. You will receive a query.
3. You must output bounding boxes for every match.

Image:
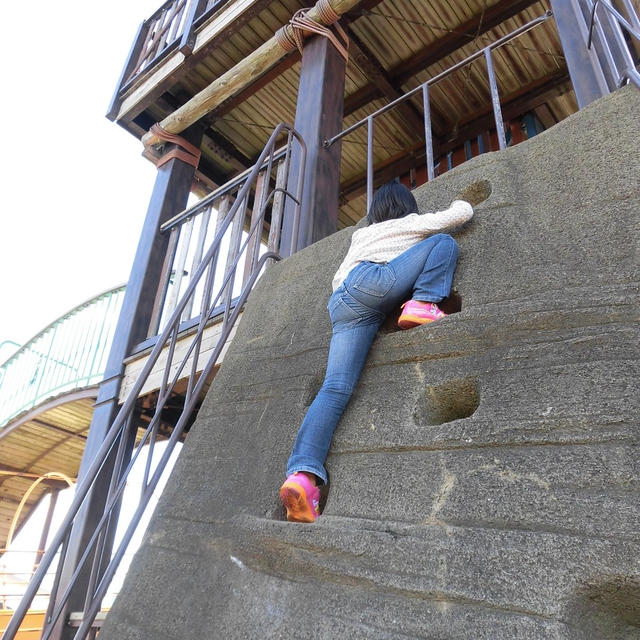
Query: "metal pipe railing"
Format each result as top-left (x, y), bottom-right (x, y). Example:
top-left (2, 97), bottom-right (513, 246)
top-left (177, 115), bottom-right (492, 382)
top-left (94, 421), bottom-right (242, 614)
top-left (2, 123), bottom-right (306, 640)
top-left (0, 287), bottom-right (126, 427)
top-left (324, 11), bottom-right (554, 214)
top-left (150, 143), bottom-right (294, 334)
top-left (588, 0), bottom-right (640, 88)
top-left (160, 147), bottom-right (288, 233)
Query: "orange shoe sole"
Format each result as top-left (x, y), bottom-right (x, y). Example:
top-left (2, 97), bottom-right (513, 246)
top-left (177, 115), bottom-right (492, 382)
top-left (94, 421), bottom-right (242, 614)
top-left (280, 481), bottom-right (318, 522)
top-left (397, 313), bottom-right (437, 329)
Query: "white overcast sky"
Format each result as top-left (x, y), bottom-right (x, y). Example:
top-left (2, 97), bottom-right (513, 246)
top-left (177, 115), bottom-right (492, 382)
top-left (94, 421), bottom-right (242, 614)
top-left (0, 0), bottom-right (168, 360)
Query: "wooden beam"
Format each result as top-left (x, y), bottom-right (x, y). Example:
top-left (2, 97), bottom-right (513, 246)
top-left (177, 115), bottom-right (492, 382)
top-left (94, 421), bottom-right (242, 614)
top-left (0, 388), bottom-right (98, 444)
top-left (344, 83), bottom-right (381, 114)
top-left (343, 0), bottom-right (539, 118)
top-left (157, 92), bottom-right (253, 170)
top-left (208, 51), bottom-right (300, 117)
top-left (398, 0), bottom-right (539, 85)
top-left (203, 131), bottom-right (252, 170)
top-left (142, 0), bottom-right (366, 149)
top-left (342, 0), bottom-right (386, 17)
top-left (344, 25), bottom-right (426, 137)
top-left (122, 110), bottom-right (227, 188)
top-left (339, 71), bottom-right (571, 202)
top-left (197, 155), bottom-right (233, 188)
top-left (30, 419), bottom-right (88, 441)
top-left (0, 465), bottom-right (75, 491)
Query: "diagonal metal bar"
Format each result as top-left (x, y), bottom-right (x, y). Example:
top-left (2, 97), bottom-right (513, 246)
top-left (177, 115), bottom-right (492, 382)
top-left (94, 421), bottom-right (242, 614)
top-left (485, 47), bottom-right (507, 150)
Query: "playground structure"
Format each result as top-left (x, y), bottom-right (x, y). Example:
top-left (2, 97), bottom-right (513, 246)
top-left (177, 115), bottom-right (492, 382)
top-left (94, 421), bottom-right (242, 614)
top-left (1, 0), bottom-right (638, 636)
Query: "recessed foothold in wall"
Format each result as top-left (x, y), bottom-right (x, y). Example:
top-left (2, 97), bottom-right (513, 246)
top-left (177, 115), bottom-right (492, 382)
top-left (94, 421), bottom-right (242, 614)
top-left (414, 377), bottom-right (480, 426)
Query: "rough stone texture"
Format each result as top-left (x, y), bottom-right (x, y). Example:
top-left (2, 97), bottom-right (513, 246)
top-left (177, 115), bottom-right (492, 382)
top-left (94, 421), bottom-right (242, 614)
top-left (101, 86), bottom-right (640, 639)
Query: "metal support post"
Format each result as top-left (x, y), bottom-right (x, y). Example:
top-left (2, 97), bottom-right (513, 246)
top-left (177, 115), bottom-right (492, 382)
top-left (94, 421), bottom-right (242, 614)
top-left (550, 0), bottom-right (609, 107)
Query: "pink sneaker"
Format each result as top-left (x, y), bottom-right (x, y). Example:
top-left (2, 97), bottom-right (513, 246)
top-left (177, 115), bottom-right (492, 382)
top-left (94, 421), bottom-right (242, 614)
top-left (280, 473), bottom-right (320, 522)
top-left (398, 300), bottom-right (447, 329)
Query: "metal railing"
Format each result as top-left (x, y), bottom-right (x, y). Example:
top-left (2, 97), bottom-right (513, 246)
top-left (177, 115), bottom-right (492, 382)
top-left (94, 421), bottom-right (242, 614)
top-left (147, 144), bottom-right (292, 338)
top-left (588, 0), bottom-right (640, 88)
top-left (0, 287), bottom-right (126, 427)
top-left (2, 122), bottom-right (306, 640)
top-left (325, 11), bottom-right (555, 214)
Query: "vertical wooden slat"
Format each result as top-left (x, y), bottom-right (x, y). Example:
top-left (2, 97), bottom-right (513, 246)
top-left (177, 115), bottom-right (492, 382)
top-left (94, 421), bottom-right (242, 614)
top-left (156, 7), bottom-right (174, 53)
top-left (141, 8), bottom-right (169, 70)
top-left (186, 196), bottom-right (231, 399)
top-left (132, 22), bottom-right (156, 78)
top-left (179, 0), bottom-right (209, 55)
top-left (163, 217), bottom-right (195, 328)
top-left (183, 205), bottom-right (212, 321)
top-left (148, 227), bottom-right (179, 338)
top-left (214, 194), bottom-right (231, 234)
top-left (166, 0), bottom-right (187, 45)
top-left (222, 195), bottom-right (247, 326)
top-left (243, 171), bottom-right (267, 285)
top-left (267, 159), bottom-right (287, 259)
top-left (509, 120), bottom-right (524, 145)
top-left (204, 195), bottom-right (230, 312)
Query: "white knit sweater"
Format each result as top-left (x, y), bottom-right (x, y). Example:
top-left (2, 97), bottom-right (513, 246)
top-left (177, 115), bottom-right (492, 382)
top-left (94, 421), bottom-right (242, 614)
top-left (332, 200), bottom-right (474, 291)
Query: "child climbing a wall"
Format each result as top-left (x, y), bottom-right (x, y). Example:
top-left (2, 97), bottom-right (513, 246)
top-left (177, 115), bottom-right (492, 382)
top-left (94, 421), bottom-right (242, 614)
top-left (280, 182), bottom-right (474, 522)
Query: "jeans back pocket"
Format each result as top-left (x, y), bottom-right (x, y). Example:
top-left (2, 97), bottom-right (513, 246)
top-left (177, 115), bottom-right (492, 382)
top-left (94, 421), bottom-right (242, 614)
top-left (351, 262), bottom-right (396, 297)
top-left (328, 292), bottom-right (362, 326)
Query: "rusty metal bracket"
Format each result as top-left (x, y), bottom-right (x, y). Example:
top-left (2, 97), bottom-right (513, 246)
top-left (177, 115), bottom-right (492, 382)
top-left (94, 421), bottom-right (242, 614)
top-left (145, 123), bottom-right (202, 168)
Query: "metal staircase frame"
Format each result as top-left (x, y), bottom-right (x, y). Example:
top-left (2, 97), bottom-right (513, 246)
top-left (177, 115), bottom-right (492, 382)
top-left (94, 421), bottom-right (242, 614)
top-left (3, 123), bottom-right (306, 640)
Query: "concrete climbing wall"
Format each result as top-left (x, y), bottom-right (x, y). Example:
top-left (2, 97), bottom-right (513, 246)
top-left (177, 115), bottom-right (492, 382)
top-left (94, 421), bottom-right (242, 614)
top-left (101, 86), bottom-right (640, 639)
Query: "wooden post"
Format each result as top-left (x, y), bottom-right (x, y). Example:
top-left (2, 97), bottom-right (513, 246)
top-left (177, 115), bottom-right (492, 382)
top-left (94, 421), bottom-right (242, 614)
top-left (281, 34), bottom-right (346, 253)
top-left (179, 0), bottom-right (209, 55)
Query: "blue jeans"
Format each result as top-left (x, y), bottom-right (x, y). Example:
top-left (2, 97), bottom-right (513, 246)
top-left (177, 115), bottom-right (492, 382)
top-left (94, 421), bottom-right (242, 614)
top-left (286, 233), bottom-right (459, 484)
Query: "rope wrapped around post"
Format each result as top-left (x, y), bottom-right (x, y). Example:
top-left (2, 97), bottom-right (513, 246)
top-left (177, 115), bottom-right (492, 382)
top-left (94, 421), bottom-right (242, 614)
top-left (275, 0), bottom-right (349, 61)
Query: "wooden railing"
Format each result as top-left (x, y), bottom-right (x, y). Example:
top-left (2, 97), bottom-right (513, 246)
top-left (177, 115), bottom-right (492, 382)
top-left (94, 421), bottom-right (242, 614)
top-left (110, 0), bottom-right (231, 101)
top-left (126, 0), bottom-right (191, 84)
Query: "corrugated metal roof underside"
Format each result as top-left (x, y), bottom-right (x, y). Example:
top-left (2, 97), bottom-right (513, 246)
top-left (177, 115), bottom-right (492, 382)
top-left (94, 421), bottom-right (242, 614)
top-left (0, 395), bottom-right (95, 552)
top-left (0, 392), bottom-right (169, 553)
top-left (131, 0), bottom-right (579, 227)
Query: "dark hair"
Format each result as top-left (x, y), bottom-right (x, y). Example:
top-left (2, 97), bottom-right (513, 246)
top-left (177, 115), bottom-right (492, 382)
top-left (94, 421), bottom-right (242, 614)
top-left (366, 181), bottom-right (418, 224)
